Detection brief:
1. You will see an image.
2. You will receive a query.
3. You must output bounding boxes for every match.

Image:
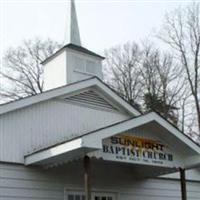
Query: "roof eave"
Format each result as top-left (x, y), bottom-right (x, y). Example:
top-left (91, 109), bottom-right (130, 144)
top-left (0, 77), bottom-right (141, 117)
top-left (41, 44), bottom-right (105, 65)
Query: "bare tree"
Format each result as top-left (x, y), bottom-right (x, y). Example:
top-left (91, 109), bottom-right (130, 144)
top-left (0, 38), bottom-right (61, 102)
top-left (104, 42), bottom-right (143, 109)
top-left (141, 43), bottom-right (184, 124)
top-left (104, 42), bottom-right (184, 125)
top-left (159, 3), bottom-right (200, 134)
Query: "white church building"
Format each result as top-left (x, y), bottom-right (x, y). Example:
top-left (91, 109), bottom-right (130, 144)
top-left (0, 1), bottom-right (200, 200)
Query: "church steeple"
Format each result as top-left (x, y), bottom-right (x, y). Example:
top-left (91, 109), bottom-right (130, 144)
top-left (43, 0), bottom-right (104, 91)
top-left (65, 0), bottom-right (81, 46)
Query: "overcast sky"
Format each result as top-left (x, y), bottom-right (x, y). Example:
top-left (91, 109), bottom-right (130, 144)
top-left (0, 0), bottom-right (195, 100)
top-left (0, 0), bottom-right (195, 71)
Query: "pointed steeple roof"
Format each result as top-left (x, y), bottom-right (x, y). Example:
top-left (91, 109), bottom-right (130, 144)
top-left (65, 0), bottom-right (81, 46)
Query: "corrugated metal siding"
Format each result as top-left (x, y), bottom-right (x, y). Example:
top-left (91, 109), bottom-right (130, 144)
top-left (0, 99), bottom-right (130, 163)
top-left (0, 163), bottom-right (200, 200)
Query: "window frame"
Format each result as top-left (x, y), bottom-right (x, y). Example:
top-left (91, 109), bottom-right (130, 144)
top-left (65, 190), bottom-right (85, 200)
top-left (92, 192), bottom-right (116, 200)
top-left (65, 190), bottom-right (116, 200)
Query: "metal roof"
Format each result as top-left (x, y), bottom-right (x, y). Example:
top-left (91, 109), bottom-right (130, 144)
top-left (41, 43), bottom-right (105, 65)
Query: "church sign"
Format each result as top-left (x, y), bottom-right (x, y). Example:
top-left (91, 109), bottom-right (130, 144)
top-left (102, 134), bottom-right (176, 167)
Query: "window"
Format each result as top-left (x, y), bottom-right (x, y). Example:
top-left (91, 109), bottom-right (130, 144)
top-left (65, 191), bottom-right (115, 200)
top-left (66, 192), bottom-right (85, 200)
top-left (92, 193), bottom-right (116, 200)
top-left (94, 195), bottom-right (114, 200)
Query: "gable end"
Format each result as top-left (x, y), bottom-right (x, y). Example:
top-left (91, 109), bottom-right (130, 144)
top-left (64, 90), bottom-right (119, 112)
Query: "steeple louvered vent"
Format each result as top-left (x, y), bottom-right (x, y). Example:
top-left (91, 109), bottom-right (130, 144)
top-left (64, 90), bottom-right (118, 111)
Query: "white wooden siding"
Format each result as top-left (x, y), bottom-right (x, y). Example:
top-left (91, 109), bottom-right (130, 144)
top-left (0, 99), bottom-right (129, 163)
top-left (0, 163), bottom-right (200, 200)
top-left (119, 179), bottom-right (200, 200)
top-left (44, 50), bottom-right (67, 91)
top-left (0, 163), bottom-right (64, 200)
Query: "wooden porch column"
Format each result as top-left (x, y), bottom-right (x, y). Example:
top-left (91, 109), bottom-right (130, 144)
top-left (84, 156), bottom-right (91, 200)
top-left (180, 168), bottom-right (187, 200)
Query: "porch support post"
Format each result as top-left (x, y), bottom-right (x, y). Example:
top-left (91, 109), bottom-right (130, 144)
top-left (84, 156), bottom-right (91, 200)
top-left (180, 168), bottom-right (187, 200)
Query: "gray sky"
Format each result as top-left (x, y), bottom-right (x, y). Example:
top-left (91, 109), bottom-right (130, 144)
top-left (1, 0), bottom-right (192, 52)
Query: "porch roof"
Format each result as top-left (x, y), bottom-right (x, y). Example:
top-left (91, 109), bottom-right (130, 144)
top-left (24, 112), bottom-right (200, 170)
